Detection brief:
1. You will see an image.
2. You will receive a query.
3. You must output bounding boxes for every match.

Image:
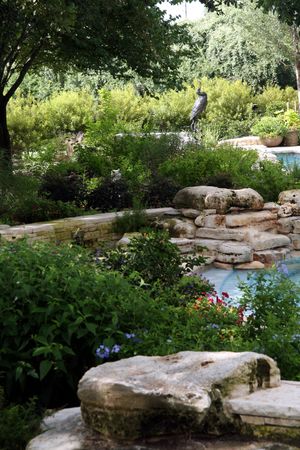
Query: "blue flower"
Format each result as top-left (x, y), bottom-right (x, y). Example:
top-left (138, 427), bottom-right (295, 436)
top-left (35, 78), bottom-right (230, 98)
top-left (96, 344), bottom-right (110, 359)
top-left (276, 262), bottom-right (289, 276)
top-left (124, 333), bottom-right (136, 339)
top-left (111, 344), bottom-right (121, 353)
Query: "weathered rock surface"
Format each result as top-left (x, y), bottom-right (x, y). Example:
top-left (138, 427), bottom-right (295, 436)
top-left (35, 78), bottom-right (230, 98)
top-left (196, 227), bottom-right (246, 241)
top-left (78, 351), bottom-right (280, 441)
top-left (26, 407), bottom-right (300, 450)
top-left (180, 208), bottom-right (201, 219)
top-left (204, 188), bottom-right (264, 214)
top-left (278, 190), bottom-right (300, 211)
top-left (173, 186), bottom-right (220, 210)
top-left (225, 211), bottom-right (276, 228)
top-left (235, 261), bottom-right (265, 270)
top-left (172, 221), bottom-right (197, 239)
top-left (246, 231), bottom-right (290, 251)
top-left (216, 242), bottom-right (253, 264)
top-left (173, 187), bottom-right (264, 213)
top-left (253, 248), bottom-right (291, 265)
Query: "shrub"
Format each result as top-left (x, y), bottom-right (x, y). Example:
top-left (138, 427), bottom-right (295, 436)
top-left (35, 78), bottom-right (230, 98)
top-left (159, 145), bottom-right (258, 188)
top-left (0, 239), bottom-right (233, 409)
top-left (8, 198), bottom-right (82, 224)
top-left (87, 176), bottom-right (132, 211)
top-left (0, 391), bottom-right (41, 450)
top-left (98, 231), bottom-right (205, 288)
top-left (255, 85), bottom-right (297, 115)
top-left (142, 175), bottom-right (182, 208)
top-left (39, 90), bottom-right (95, 135)
top-left (246, 159), bottom-right (295, 202)
top-left (251, 116), bottom-right (287, 138)
top-left (238, 267), bottom-right (300, 380)
top-left (39, 162), bottom-right (86, 205)
top-left (113, 200), bottom-right (149, 234)
top-left (0, 240), bottom-right (163, 405)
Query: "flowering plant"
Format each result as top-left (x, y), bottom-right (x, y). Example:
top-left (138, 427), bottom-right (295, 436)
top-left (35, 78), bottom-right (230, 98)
top-left (190, 291), bottom-right (244, 346)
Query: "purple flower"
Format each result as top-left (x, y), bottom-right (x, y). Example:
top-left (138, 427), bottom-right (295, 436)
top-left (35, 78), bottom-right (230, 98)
top-left (96, 344), bottom-right (110, 359)
top-left (276, 262), bottom-right (289, 276)
top-left (111, 344), bottom-right (121, 353)
top-left (124, 333), bottom-right (136, 339)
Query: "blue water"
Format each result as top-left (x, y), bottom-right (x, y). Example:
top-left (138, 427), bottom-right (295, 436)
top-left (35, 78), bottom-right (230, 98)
top-left (202, 258), bottom-right (300, 300)
top-left (276, 153), bottom-right (300, 167)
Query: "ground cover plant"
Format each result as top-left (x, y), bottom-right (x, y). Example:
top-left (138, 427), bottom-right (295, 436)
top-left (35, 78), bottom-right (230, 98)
top-left (1, 234), bottom-right (300, 448)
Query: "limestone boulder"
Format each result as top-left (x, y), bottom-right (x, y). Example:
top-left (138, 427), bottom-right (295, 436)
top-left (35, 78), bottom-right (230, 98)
top-left (172, 221), bottom-right (197, 239)
top-left (278, 203), bottom-right (294, 218)
top-left (169, 238), bottom-right (195, 254)
top-left (225, 211), bottom-right (276, 228)
top-left (196, 227), bottom-right (246, 241)
top-left (78, 351), bottom-right (280, 441)
top-left (278, 190), bottom-right (300, 210)
top-left (235, 261), bottom-right (265, 270)
top-left (205, 188), bottom-right (264, 213)
top-left (180, 208), bottom-right (201, 219)
top-left (216, 242), bottom-right (253, 264)
top-left (253, 248), bottom-right (291, 265)
top-left (289, 234), bottom-right (300, 250)
top-left (247, 231), bottom-right (290, 251)
top-left (173, 186), bottom-right (220, 210)
top-left (277, 217), bottom-right (298, 234)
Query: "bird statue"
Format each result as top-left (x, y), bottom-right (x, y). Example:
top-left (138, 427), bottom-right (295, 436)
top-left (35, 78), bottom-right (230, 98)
top-left (190, 86), bottom-right (208, 132)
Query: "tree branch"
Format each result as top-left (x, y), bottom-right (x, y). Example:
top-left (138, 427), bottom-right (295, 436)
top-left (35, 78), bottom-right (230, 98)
top-left (3, 41), bottom-right (43, 101)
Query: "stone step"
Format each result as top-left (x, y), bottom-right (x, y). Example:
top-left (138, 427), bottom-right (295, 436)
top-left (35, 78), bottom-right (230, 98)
top-left (226, 380), bottom-right (300, 430)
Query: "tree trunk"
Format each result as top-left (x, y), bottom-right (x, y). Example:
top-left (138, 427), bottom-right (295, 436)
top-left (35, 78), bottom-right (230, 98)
top-left (0, 97), bottom-right (12, 167)
top-left (292, 24), bottom-right (300, 113)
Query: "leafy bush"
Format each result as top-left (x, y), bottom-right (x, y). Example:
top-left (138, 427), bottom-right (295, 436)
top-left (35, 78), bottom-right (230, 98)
top-left (87, 176), bottom-right (132, 211)
top-left (0, 239), bottom-right (234, 409)
top-left (281, 109), bottom-right (300, 131)
top-left (8, 198), bottom-right (82, 224)
top-left (98, 231), bottom-right (205, 288)
top-left (238, 267), bottom-right (300, 380)
top-left (159, 145), bottom-right (258, 188)
top-left (39, 162), bottom-right (86, 205)
top-left (113, 201), bottom-right (149, 233)
top-left (142, 175), bottom-right (182, 208)
top-left (246, 160), bottom-right (295, 202)
top-left (0, 391), bottom-right (41, 450)
top-left (255, 85), bottom-right (297, 115)
top-left (251, 116), bottom-right (287, 138)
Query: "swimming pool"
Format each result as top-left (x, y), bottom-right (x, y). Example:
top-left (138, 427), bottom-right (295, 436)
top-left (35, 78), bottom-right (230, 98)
top-left (202, 258), bottom-right (300, 299)
top-left (276, 153), bottom-right (300, 167)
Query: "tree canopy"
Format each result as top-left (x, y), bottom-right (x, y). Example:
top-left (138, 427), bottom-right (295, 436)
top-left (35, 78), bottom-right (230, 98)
top-left (180, 0), bottom-right (294, 90)
top-left (201, 0), bottom-right (300, 26)
top-left (0, 0), bottom-right (191, 159)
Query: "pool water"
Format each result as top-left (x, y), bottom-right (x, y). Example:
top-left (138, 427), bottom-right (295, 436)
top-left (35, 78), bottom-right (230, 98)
top-left (202, 258), bottom-right (300, 299)
top-left (276, 153), bottom-right (300, 167)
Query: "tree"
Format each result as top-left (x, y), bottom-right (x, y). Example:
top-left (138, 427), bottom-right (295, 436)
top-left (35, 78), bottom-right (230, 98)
top-left (0, 0), bottom-right (190, 165)
top-left (200, 0), bottom-right (300, 109)
top-left (180, 0), bottom-right (294, 90)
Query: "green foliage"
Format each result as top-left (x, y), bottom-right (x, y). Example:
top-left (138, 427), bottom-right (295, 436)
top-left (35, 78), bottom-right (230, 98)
top-left (281, 109), bottom-right (300, 130)
top-left (251, 116), bottom-right (287, 138)
top-left (238, 267), bottom-right (300, 380)
top-left (8, 91), bottom-right (95, 151)
top-left (98, 231), bottom-right (205, 288)
top-left (159, 145), bottom-right (258, 188)
top-left (39, 161), bottom-right (85, 205)
top-left (0, 393), bottom-right (41, 450)
top-left (180, 1), bottom-right (294, 90)
top-left (113, 202), bottom-right (149, 234)
top-left (255, 85), bottom-right (297, 114)
top-left (246, 160), bottom-right (295, 202)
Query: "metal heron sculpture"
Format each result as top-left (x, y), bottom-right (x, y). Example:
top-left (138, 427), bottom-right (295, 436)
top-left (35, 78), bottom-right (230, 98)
top-left (190, 87), bottom-right (207, 132)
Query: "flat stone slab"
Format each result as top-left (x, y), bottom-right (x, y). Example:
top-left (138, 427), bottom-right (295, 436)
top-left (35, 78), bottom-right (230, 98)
top-left (26, 407), bottom-right (300, 450)
top-left (78, 352), bottom-right (280, 440)
top-left (226, 381), bottom-right (300, 422)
